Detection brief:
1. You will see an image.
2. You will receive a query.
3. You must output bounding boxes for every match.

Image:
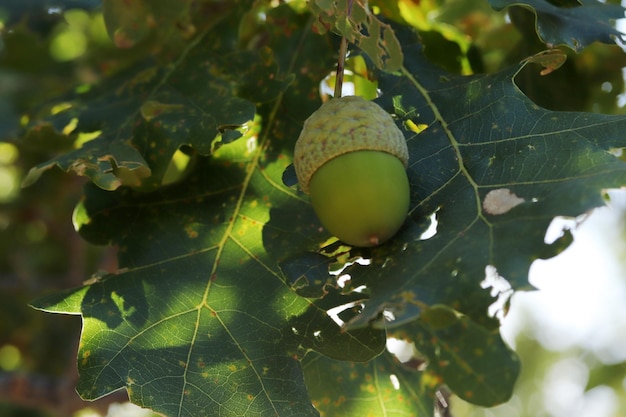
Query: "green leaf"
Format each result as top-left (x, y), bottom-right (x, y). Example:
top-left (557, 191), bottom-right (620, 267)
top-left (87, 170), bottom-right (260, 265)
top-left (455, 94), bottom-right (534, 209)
top-left (22, 4), bottom-right (291, 191)
top-left (267, 22), bottom-right (626, 406)
top-left (340, 27), bottom-right (626, 330)
top-left (31, 5), bottom-right (385, 417)
top-left (308, 0), bottom-right (403, 71)
top-left (32, 267), bottom-right (320, 416)
top-left (102, 0), bottom-right (193, 49)
top-left (303, 351), bottom-right (434, 417)
top-left (24, 4), bottom-right (626, 415)
top-left (392, 305), bottom-right (520, 406)
top-left (32, 155), bottom-right (385, 416)
top-left (489, 0), bottom-right (626, 50)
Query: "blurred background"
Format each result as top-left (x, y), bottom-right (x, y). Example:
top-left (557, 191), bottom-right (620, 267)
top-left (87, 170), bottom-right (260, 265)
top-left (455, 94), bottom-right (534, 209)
top-left (1, 1), bottom-right (626, 416)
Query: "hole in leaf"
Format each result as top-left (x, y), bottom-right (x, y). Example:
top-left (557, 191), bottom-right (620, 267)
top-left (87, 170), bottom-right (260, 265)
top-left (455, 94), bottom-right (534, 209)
top-left (410, 206), bottom-right (440, 241)
top-left (329, 256), bottom-right (371, 275)
top-left (329, 256), bottom-right (371, 293)
top-left (386, 337), bottom-right (425, 369)
top-left (419, 208), bottom-right (439, 240)
top-left (481, 265), bottom-right (514, 320)
top-left (336, 274), bottom-right (351, 288)
top-left (609, 147), bottom-right (624, 158)
top-left (326, 301), bottom-right (361, 327)
top-left (389, 374), bottom-right (400, 390)
top-left (544, 216), bottom-right (582, 245)
top-left (382, 309), bottom-right (396, 323)
top-left (320, 69), bottom-right (355, 98)
top-left (318, 55), bottom-right (378, 99)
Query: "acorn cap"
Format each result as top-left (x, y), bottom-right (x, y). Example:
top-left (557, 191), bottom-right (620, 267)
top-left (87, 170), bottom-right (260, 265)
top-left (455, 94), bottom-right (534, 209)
top-left (294, 95), bottom-right (409, 194)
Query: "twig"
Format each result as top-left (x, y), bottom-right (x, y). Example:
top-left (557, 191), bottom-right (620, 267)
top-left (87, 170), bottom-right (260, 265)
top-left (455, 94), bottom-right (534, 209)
top-left (333, 0), bottom-right (354, 98)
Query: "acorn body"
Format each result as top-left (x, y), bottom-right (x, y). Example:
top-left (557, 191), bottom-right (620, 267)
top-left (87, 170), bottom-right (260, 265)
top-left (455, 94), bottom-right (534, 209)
top-left (294, 96), bottom-right (410, 247)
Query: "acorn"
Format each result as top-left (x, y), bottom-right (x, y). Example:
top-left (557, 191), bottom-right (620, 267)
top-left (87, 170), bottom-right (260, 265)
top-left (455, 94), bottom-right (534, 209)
top-left (294, 95), bottom-right (410, 247)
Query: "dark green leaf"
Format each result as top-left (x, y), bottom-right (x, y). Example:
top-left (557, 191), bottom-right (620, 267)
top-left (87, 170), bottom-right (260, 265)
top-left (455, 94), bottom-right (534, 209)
top-left (490, 0), bottom-right (626, 50)
top-left (342, 27), bottom-right (626, 330)
top-left (268, 22), bottom-right (626, 406)
top-left (392, 305), bottom-right (520, 406)
top-left (102, 0), bottom-right (193, 48)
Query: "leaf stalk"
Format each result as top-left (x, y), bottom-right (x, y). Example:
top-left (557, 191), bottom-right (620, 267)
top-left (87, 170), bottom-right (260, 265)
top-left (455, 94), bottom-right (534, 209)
top-left (333, 0), bottom-right (354, 98)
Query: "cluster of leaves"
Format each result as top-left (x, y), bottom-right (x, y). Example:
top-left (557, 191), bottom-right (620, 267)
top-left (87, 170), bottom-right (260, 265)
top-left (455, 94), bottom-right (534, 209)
top-left (4, 0), bottom-right (626, 416)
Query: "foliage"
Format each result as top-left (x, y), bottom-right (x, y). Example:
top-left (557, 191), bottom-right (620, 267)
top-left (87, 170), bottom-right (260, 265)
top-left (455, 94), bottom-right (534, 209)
top-left (2, 0), bottom-right (626, 416)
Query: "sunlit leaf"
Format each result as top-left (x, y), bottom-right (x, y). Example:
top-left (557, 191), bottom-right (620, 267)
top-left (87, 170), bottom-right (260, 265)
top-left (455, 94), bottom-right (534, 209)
top-left (303, 351), bottom-right (434, 417)
top-left (31, 4), bottom-right (384, 417)
top-left (22, 4), bottom-right (291, 191)
top-left (308, 0), bottom-right (403, 71)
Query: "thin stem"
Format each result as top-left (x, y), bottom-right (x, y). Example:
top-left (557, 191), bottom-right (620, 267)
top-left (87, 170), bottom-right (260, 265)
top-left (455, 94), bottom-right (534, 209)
top-left (333, 0), bottom-right (354, 98)
top-left (334, 37), bottom-right (348, 98)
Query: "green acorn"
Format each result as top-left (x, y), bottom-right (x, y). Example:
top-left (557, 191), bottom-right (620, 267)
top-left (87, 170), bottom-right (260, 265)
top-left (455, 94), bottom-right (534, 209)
top-left (294, 96), bottom-right (410, 247)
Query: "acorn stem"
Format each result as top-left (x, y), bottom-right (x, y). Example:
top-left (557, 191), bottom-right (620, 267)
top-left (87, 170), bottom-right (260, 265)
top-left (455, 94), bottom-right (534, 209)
top-left (333, 0), bottom-right (353, 98)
